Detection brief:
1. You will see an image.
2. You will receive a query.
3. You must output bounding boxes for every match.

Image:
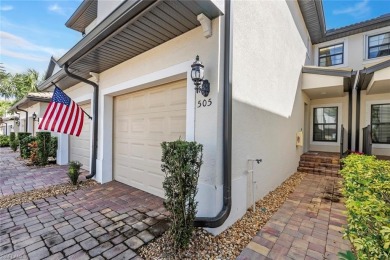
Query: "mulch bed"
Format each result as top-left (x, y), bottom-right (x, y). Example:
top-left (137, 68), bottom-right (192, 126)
top-left (139, 172), bottom-right (306, 259)
top-left (0, 180), bottom-right (98, 209)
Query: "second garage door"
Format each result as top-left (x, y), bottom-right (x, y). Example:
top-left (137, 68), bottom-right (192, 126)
top-left (113, 80), bottom-right (187, 198)
top-left (69, 103), bottom-right (91, 171)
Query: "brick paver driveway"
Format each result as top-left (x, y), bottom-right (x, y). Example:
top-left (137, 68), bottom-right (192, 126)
top-left (0, 147), bottom-right (87, 196)
top-left (0, 147), bottom-right (170, 259)
top-left (238, 174), bottom-right (352, 260)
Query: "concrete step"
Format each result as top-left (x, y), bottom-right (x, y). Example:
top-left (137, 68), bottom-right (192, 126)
top-left (298, 151), bottom-right (341, 177)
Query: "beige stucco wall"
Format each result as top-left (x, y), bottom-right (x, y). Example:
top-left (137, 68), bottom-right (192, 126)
top-left (360, 90), bottom-right (390, 156)
top-left (62, 18), bottom-right (225, 230)
top-left (309, 95), bottom-right (349, 152)
top-left (314, 26), bottom-right (390, 70)
top-left (229, 0), bottom-right (311, 231)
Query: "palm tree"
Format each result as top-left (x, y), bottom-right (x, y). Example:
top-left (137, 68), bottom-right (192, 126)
top-left (0, 68), bottom-right (40, 101)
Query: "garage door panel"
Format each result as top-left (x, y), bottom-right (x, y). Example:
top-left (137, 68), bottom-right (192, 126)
top-left (169, 86), bottom-right (187, 105)
top-left (149, 90), bottom-right (166, 108)
top-left (115, 141), bottom-right (128, 156)
top-left (130, 94), bottom-right (147, 112)
top-left (130, 118), bottom-right (146, 133)
top-left (70, 103), bottom-right (91, 171)
top-left (114, 80), bottom-right (186, 198)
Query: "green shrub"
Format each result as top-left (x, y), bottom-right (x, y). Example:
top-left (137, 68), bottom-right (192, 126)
top-left (340, 154), bottom-right (390, 259)
top-left (36, 132), bottom-right (51, 165)
top-left (49, 136), bottom-right (58, 158)
top-left (68, 161), bottom-right (82, 185)
top-left (20, 135), bottom-right (35, 159)
top-left (29, 141), bottom-right (39, 165)
top-left (17, 132), bottom-right (31, 158)
top-left (10, 139), bottom-right (19, 152)
top-left (0, 135), bottom-right (10, 147)
top-left (10, 132), bottom-right (15, 142)
top-left (161, 140), bottom-right (203, 249)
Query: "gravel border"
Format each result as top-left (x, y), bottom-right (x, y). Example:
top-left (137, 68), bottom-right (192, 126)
top-left (0, 180), bottom-right (98, 209)
top-left (139, 172), bottom-right (305, 259)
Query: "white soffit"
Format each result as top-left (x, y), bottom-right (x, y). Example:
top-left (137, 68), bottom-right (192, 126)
top-left (302, 73), bottom-right (344, 99)
top-left (367, 66), bottom-right (390, 95)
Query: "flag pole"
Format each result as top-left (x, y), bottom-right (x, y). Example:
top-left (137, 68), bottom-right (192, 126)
top-left (51, 82), bottom-right (93, 120)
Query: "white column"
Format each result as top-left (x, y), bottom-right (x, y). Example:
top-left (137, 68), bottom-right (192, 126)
top-left (56, 133), bottom-right (69, 165)
top-left (96, 95), bottom-right (113, 184)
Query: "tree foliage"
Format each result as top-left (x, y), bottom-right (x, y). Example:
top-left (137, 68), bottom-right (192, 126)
top-left (0, 100), bottom-right (12, 117)
top-left (0, 68), bottom-right (40, 101)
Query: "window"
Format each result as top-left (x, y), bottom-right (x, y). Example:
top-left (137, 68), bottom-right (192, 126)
top-left (313, 107), bottom-right (338, 142)
top-left (319, 43), bottom-right (344, 67)
top-left (371, 104), bottom-right (390, 144)
top-left (368, 32), bottom-right (390, 59)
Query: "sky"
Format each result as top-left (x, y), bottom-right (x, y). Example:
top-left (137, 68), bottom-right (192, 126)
top-left (0, 0), bottom-right (82, 76)
top-left (323, 0), bottom-right (390, 30)
top-left (1, 0), bottom-right (390, 76)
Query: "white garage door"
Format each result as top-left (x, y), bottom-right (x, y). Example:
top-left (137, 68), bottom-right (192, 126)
top-left (113, 80), bottom-right (187, 198)
top-left (69, 103), bottom-right (91, 171)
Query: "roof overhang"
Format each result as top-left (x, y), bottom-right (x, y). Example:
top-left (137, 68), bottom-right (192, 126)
top-left (38, 0), bottom-right (222, 91)
top-left (298, 0), bottom-right (390, 44)
top-left (359, 58), bottom-right (390, 94)
top-left (1, 115), bottom-right (18, 121)
top-left (44, 56), bottom-right (61, 80)
top-left (302, 66), bottom-right (355, 99)
top-left (9, 93), bottom-right (52, 112)
top-left (66, 0), bottom-right (98, 33)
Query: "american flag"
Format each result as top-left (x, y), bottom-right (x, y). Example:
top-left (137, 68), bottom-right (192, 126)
top-left (38, 87), bottom-right (84, 136)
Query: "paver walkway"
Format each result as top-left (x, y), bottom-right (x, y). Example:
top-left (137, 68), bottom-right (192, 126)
top-left (238, 174), bottom-right (352, 260)
top-left (0, 147), bottom-right (170, 259)
top-left (0, 147), bottom-right (87, 196)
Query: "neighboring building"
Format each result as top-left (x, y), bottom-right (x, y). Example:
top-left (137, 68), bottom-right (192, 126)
top-left (8, 92), bottom-right (53, 137)
top-left (36, 0), bottom-right (390, 233)
top-left (0, 114), bottom-right (18, 136)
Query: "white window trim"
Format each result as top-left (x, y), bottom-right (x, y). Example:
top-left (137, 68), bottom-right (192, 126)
top-left (314, 38), bottom-right (348, 68)
top-left (363, 27), bottom-right (390, 63)
top-left (310, 103), bottom-right (342, 146)
top-left (365, 99), bottom-right (390, 149)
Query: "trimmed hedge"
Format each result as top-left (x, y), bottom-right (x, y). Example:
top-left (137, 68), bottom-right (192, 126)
top-left (9, 132), bottom-right (18, 151)
top-left (340, 154), bottom-right (390, 259)
top-left (49, 136), bottom-right (58, 159)
top-left (161, 140), bottom-right (203, 249)
top-left (36, 132), bottom-right (51, 165)
top-left (10, 132), bottom-right (15, 142)
top-left (0, 135), bottom-right (10, 147)
top-left (18, 132), bottom-right (31, 158)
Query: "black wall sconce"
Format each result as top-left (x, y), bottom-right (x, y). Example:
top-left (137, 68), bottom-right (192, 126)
top-left (191, 55), bottom-right (210, 97)
top-left (32, 112), bottom-right (39, 123)
top-left (15, 118), bottom-right (20, 127)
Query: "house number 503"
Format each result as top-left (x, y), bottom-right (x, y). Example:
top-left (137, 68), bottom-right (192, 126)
top-left (198, 98), bottom-right (212, 108)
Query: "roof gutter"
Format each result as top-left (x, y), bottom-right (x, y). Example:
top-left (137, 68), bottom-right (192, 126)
top-left (16, 106), bottom-right (28, 132)
top-left (64, 65), bottom-right (98, 180)
top-left (194, 0), bottom-right (232, 228)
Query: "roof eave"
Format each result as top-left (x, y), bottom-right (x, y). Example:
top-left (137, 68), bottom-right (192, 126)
top-left (59, 0), bottom-right (156, 67)
top-left (359, 59), bottom-right (390, 90)
top-left (65, 0), bottom-right (97, 33)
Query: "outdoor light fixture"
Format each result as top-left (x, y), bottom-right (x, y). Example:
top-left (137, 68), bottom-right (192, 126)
top-left (191, 55), bottom-right (210, 97)
top-left (15, 119), bottom-right (20, 127)
top-left (32, 112), bottom-right (39, 122)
